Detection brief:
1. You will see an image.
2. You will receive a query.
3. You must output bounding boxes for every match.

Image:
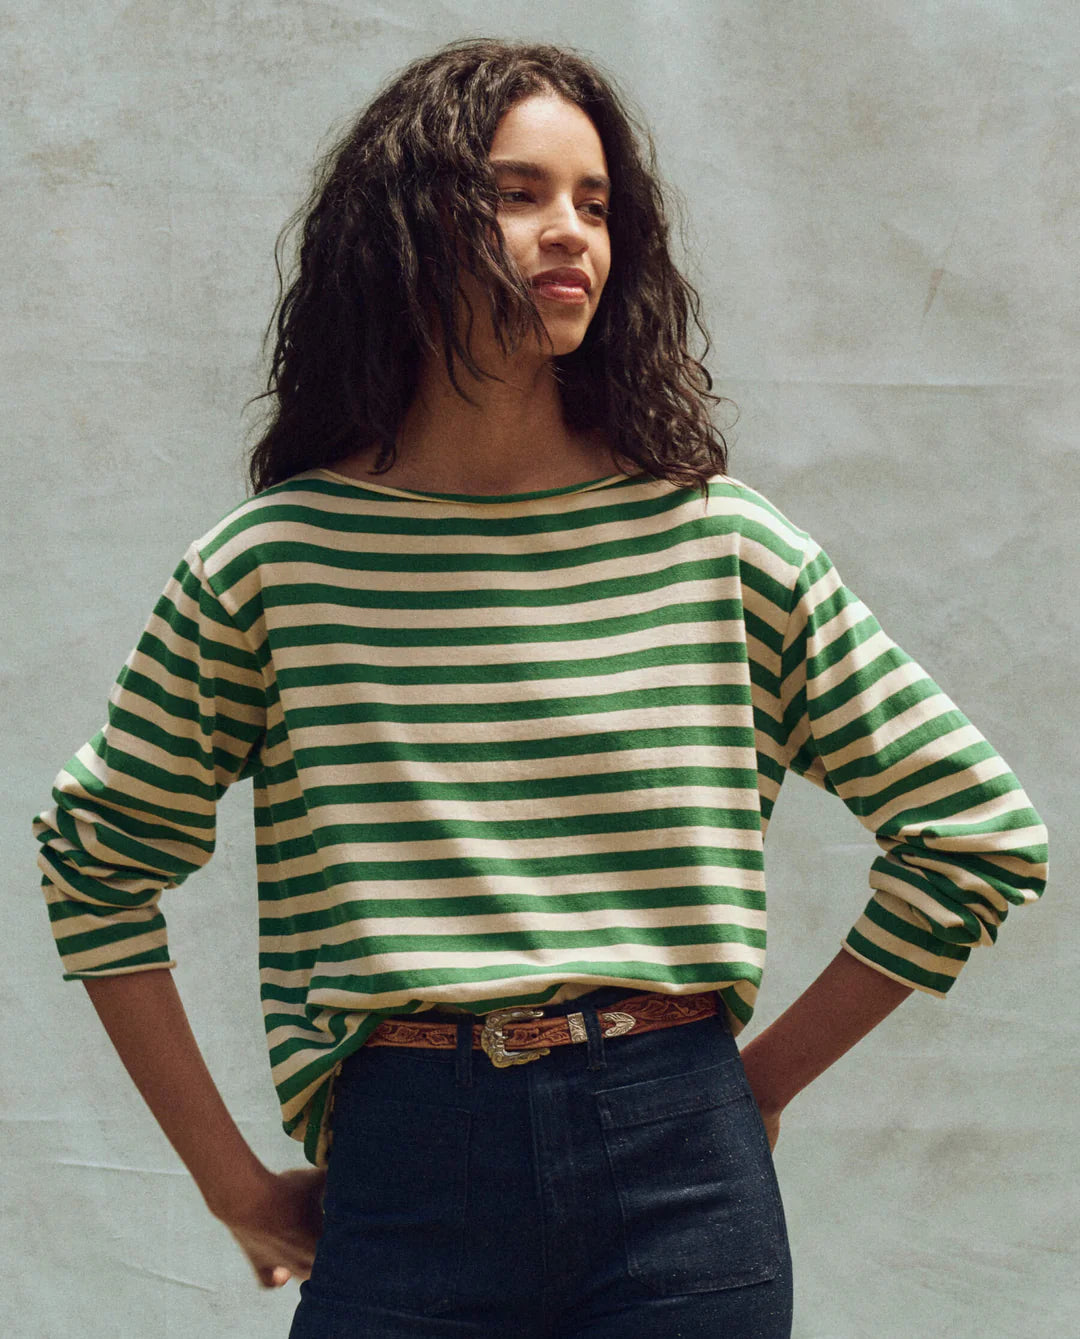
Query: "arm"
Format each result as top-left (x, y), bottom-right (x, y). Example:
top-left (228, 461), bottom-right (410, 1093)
top-left (83, 969), bottom-right (324, 1288)
top-left (775, 538), bottom-right (1047, 998)
top-left (743, 537), bottom-right (1047, 1148)
top-left (738, 948), bottom-right (913, 1149)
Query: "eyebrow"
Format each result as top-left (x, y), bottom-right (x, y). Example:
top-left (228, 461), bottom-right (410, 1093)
top-left (490, 158), bottom-right (612, 194)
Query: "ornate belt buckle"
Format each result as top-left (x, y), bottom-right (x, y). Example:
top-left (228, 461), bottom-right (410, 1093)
top-left (479, 1007), bottom-right (550, 1068)
top-left (600, 1010), bottom-right (636, 1038)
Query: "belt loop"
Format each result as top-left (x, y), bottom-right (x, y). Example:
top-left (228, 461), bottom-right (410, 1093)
top-left (581, 1000), bottom-right (607, 1071)
top-left (454, 1015), bottom-right (474, 1087)
top-left (714, 989), bottom-right (730, 1033)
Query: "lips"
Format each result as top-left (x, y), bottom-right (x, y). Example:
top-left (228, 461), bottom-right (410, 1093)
top-left (530, 267), bottom-right (591, 293)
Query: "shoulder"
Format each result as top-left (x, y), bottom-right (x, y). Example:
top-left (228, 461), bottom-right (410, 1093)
top-left (696, 475), bottom-right (814, 570)
top-left (191, 470), bottom-right (353, 561)
top-left (181, 470), bottom-right (359, 604)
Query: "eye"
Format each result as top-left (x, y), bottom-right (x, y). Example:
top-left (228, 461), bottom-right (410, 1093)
top-left (498, 189), bottom-right (532, 205)
top-left (581, 201), bottom-right (610, 220)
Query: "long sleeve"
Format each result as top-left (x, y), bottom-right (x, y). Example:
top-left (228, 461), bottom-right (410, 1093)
top-left (778, 538), bottom-right (1047, 996)
top-left (34, 543), bottom-right (266, 978)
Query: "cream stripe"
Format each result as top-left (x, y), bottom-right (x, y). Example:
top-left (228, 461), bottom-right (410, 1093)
top-left (264, 661), bottom-right (751, 713)
top-left (91, 721), bottom-right (246, 789)
top-left (208, 503), bottom-right (695, 572)
top-left (810, 653), bottom-right (934, 736)
top-left (251, 576), bottom-right (745, 632)
top-left (848, 907), bottom-right (967, 980)
top-left (268, 619), bottom-right (750, 672)
top-left (857, 754), bottom-right (1016, 828)
top-left (806, 594), bottom-right (876, 661)
top-left (821, 720), bottom-right (982, 792)
top-left (288, 744), bottom-right (759, 790)
top-left (59, 930), bottom-right (171, 974)
top-left (151, 574), bottom-right (258, 659)
top-left (122, 639), bottom-right (263, 724)
top-left (255, 868), bottom-right (767, 916)
top-left (287, 703), bottom-right (752, 750)
top-left (260, 903), bottom-right (768, 952)
top-left (259, 938), bottom-right (769, 996)
top-left (46, 905), bottom-right (163, 943)
top-left (265, 824), bottom-right (762, 879)
top-left (867, 871), bottom-right (997, 945)
top-left (207, 482), bottom-right (803, 577)
top-left (71, 744), bottom-right (217, 823)
top-left (271, 784), bottom-right (764, 833)
top-left (891, 851), bottom-right (1015, 919)
top-left (839, 938), bottom-right (953, 998)
top-left (866, 782), bottom-right (1037, 844)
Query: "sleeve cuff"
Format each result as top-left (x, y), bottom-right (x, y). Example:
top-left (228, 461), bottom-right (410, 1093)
top-left (842, 919), bottom-right (966, 997)
top-left (62, 957), bottom-right (178, 982)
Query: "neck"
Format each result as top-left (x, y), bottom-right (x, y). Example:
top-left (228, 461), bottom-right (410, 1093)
top-left (340, 348), bottom-right (621, 496)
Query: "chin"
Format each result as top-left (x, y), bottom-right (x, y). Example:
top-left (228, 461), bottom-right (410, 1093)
top-left (541, 323), bottom-right (591, 359)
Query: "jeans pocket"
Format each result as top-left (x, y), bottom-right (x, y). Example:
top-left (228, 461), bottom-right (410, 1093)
top-left (597, 1057), bottom-right (787, 1295)
top-left (313, 1074), bottom-right (471, 1316)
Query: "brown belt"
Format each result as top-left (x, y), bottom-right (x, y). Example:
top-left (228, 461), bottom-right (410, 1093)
top-left (365, 991), bottom-right (720, 1068)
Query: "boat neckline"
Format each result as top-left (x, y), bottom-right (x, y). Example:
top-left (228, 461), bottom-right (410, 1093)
top-left (308, 467), bottom-right (643, 504)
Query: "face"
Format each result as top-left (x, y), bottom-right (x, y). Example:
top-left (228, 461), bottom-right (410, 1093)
top-left (465, 93), bottom-right (612, 361)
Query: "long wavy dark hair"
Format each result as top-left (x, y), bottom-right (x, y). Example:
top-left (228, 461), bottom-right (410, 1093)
top-left (247, 37), bottom-right (733, 497)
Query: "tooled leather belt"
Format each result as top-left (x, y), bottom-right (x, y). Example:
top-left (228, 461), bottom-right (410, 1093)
top-left (365, 990), bottom-right (720, 1068)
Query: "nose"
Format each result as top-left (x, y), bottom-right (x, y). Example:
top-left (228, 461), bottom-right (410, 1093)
top-left (539, 195), bottom-right (589, 253)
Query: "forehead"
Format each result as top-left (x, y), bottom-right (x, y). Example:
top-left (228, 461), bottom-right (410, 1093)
top-left (489, 94), bottom-right (608, 175)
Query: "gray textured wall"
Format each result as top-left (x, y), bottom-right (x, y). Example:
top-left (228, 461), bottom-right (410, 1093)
top-left (6, 2), bottom-right (1076, 1335)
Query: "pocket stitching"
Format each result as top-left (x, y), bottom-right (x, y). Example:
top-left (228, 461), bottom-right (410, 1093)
top-left (599, 1085), bottom-right (787, 1295)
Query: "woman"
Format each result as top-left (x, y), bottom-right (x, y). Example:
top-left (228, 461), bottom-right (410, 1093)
top-left (34, 38), bottom-right (1047, 1339)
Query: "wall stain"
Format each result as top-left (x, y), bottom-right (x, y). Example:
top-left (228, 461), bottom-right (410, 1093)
top-left (28, 137), bottom-right (114, 189)
top-left (923, 265), bottom-right (945, 317)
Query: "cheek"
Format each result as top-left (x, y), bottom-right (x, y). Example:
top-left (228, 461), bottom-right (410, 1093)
top-left (496, 222), bottom-right (531, 275)
top-left (596, 251), bottom-right (612, 301)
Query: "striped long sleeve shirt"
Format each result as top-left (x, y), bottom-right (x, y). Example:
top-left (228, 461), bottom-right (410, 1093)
top-left (34, 469), bottom-right (1048, 1164)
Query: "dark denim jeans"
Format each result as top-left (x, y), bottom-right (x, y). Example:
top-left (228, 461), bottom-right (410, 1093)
top-left (289, 986), bottom-right (793, 1338)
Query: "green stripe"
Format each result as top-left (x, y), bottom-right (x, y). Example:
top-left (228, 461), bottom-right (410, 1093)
top-left (62, 946), bottom-right (173, 979)
top-left (844, 927), bottom-right (962, 994)
top-left (283, 681), bottom-right (751, 728)
top-left (291, 724), bottom-right (754, 770)
top-left (812, 678), bottom-right (947, 754)
top-left (720, 984), bottom-right (755, 1027)
top-left (259, 881), bottom-right (766, 931)
top-left (52, 804), bottom-right (207, 878)
top-left (40, 849), bottom-right (165, 907)
top-left (876, 776), bottom-right (1025, 835)
top-left (258, 806), bottom-right (762, 865)
top-left (267, 598), bottom-right (748, 651)
top-left (860, 895), bottom-right (970, 960)
top-left (287, 765), bottom-right (763, 808)
top-left (202, 474), bottom-right (684, 558)
top-left (868, 860), bottom-right (997, 944)
top-left (54, 913), bottom-right (168, 959)
top-left (825, 732), bottom-right (994, 802)
top-left (58, 753), bottom-right (217, 831)
top-left (107, 703), bottom-right (255, 776)
top-left (119, 663), bottom-right (265, 721)
top-left (263, 922), bottom-right (768, 976)
top-left (274, 640), bottom-right (750, 690)
top-left (260, 555), bottom-right (744, 612)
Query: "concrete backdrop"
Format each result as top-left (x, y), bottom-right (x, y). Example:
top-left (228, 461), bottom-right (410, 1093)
top-left (4, 1), bottom-right (1076, 1335)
